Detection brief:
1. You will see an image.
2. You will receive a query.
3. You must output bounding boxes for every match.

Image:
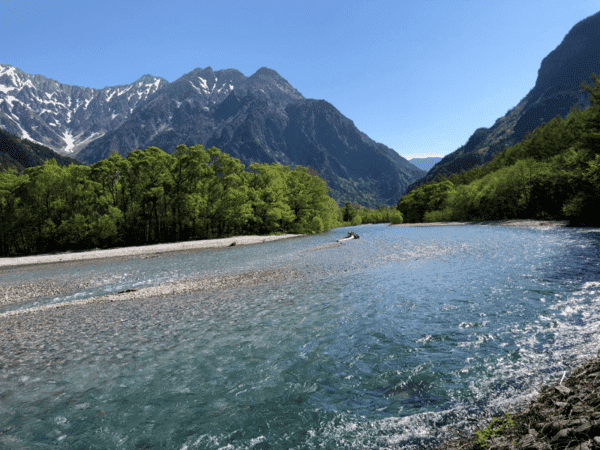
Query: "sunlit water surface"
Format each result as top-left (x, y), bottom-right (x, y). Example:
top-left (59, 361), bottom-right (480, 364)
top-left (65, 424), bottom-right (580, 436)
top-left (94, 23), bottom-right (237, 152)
top-left (2, 223), bottom-right (600, 449)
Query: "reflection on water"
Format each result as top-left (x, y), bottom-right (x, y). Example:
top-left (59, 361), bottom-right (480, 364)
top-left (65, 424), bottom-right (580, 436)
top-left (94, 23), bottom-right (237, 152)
top-left (1, 223), bottom-right (600, 449)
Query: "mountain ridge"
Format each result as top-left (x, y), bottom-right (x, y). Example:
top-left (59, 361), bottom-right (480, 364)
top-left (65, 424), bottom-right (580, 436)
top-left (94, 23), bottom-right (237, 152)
top-left (408, 10), bottom-right (600, 190)
top-left (408, 157), bottom-right (442, 172)
top-left (0, 63), bottom-right (168, 154)
top-left (1, 64), bottom-right (424, 206)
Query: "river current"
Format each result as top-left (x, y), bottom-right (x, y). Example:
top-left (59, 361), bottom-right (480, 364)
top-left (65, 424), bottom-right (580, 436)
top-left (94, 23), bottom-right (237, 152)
top-left (1, 223), bottom-right (600, 449)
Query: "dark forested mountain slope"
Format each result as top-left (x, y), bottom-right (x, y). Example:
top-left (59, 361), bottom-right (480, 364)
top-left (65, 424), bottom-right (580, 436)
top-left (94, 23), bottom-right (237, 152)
top-left (0, 128), bottom-right (80, 171)
top-left (408, 10), bottom-right (600, 191)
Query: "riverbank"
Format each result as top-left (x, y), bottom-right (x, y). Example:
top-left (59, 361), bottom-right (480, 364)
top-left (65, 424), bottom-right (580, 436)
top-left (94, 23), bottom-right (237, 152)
top-left (0, 234), bottom-right (305, 268)
top-left (436, 351), bottom-right (600, 450)
top-left (392, 219), bottom-right (569, 228)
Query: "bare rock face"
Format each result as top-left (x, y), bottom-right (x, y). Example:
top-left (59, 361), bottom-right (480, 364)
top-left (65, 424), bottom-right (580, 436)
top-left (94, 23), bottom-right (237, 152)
top-left (408, 10), bottom-right (600, 191)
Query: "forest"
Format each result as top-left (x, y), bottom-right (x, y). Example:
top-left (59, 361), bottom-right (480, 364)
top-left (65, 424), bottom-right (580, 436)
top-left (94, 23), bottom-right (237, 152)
top-left (0, 145), bottom-right (350, 256)
top-left (397, 75), bottom-right (600, 226)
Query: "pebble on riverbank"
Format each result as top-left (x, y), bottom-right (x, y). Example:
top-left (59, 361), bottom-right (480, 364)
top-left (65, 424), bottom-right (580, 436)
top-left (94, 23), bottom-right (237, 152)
top-left (437, 352), bottom-right (600, 450)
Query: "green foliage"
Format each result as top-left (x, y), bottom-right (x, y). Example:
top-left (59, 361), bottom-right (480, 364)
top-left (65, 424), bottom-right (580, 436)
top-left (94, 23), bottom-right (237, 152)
top-left (397, 180), bottom-right (455, 223)
top-left (341, 202), bottom-right (358, 222)
top-left (474, 413), bottom-right (514, 449)
top-left (337, 204), bottom-right (403, 226)
top-left (397, 73), bottom-right (600, 226)
top-left (0, 145), bottom-right (342, 256)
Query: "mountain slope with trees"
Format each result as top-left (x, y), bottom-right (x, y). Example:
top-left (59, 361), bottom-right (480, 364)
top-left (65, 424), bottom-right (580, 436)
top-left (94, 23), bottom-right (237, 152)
top-left (0, 128), bottom-right (80, 172)
top-left (407, 10), bottom-right (600, 191)
top-left (397, 74), bottom-right (600, 226)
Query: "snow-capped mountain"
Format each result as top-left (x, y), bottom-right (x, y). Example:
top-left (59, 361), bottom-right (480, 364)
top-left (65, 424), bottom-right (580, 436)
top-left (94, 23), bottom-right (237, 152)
top-left (0, 64), bottom-right (167, 154)
top-left (0, 64), bottom-right (425, 206)
top-left (76, 67), bottom-right (305, 164)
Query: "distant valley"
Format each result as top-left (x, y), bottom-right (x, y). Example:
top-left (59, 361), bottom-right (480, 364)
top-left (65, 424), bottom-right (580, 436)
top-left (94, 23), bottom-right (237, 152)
top-left (408, 157), bottom-right (442, 172)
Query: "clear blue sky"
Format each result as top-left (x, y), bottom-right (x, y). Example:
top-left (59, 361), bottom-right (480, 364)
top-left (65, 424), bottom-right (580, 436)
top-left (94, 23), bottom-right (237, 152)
top-left (2, 0), bottom-right (599, 160)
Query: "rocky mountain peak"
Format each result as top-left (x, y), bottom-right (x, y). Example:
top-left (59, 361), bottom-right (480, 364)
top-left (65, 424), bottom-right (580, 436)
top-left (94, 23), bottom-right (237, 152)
top-left (240, 67), bottom-right (304, 104)
top-left (134, 74), bottom-right (168, 86)
top-left (532, 10), bottom-right (600, 100)
top-left (0, 64), bottom-right (22, 88)
top-left (0, 65), bottom-right (172, 154)
top-left (2, 63), bottom-right (425, 206)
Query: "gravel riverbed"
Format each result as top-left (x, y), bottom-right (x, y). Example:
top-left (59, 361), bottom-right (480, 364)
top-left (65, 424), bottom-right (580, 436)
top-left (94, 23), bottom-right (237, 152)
top-left (0, 234), bottom-right (305, 310)
top-left (0, 266), bottom-right (303, 375)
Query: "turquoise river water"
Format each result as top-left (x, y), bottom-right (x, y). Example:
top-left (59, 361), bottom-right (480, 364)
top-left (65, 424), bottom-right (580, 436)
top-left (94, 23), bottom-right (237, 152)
top-left (1, 223), bottom-right (600, 449)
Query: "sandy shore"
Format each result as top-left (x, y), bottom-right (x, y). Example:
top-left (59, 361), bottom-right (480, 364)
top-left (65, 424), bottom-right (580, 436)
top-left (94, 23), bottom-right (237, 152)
top-left (0, 234), bottom-right (305, 268)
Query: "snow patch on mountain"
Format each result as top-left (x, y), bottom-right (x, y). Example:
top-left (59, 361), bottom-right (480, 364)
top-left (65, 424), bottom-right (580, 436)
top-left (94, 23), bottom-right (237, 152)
top-left (62, 129), bottom-right (75, 152)
top-left (1, 95), bottom-right (18, 110)
top-left (189, 81), bottom-right (205, 95)
top-left (117, 85), bottom-right (132, 96)
top-left (197, 77), bottom-right (209, 92)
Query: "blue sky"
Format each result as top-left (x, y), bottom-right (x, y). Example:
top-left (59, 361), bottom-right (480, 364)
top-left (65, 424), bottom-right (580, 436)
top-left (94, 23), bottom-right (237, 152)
top-left (2, 0), bottom-right (599, 160)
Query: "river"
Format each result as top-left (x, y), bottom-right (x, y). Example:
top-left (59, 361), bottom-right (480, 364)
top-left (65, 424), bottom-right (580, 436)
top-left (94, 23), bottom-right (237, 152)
top-left (1, 222), bottom-right (599, 449)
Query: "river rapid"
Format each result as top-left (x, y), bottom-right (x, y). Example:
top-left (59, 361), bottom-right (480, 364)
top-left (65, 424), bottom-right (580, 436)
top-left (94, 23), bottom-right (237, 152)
top-left (1, 222), bottom-right (600, 449)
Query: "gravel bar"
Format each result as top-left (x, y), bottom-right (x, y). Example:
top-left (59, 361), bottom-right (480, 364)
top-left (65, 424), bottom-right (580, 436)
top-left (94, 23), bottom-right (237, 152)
top-left (0, 267), bottom-right (302, 318)
top-left (0, 234), bottom-right (305, 267)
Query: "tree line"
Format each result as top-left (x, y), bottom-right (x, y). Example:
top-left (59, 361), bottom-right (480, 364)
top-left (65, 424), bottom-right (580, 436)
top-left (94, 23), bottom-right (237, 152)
top-left (397, 74), bottom-right (600, 226)
top-left (340, 202), bottom-right (403, 225)
top-left (0, 145), bottom-right (345, 256)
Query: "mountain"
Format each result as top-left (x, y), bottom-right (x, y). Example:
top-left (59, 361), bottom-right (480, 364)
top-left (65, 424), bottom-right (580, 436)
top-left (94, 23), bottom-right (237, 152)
top-left (408, 157), bottom-right (442, 172)
top-left (407, 10), bottom-right (600, 191)
top-left (0, 127), bottom-right (80, 171)
top-left (0, 64), bottom-right (167, 154)
top-left (1, 64), bottom-right (425, 207)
